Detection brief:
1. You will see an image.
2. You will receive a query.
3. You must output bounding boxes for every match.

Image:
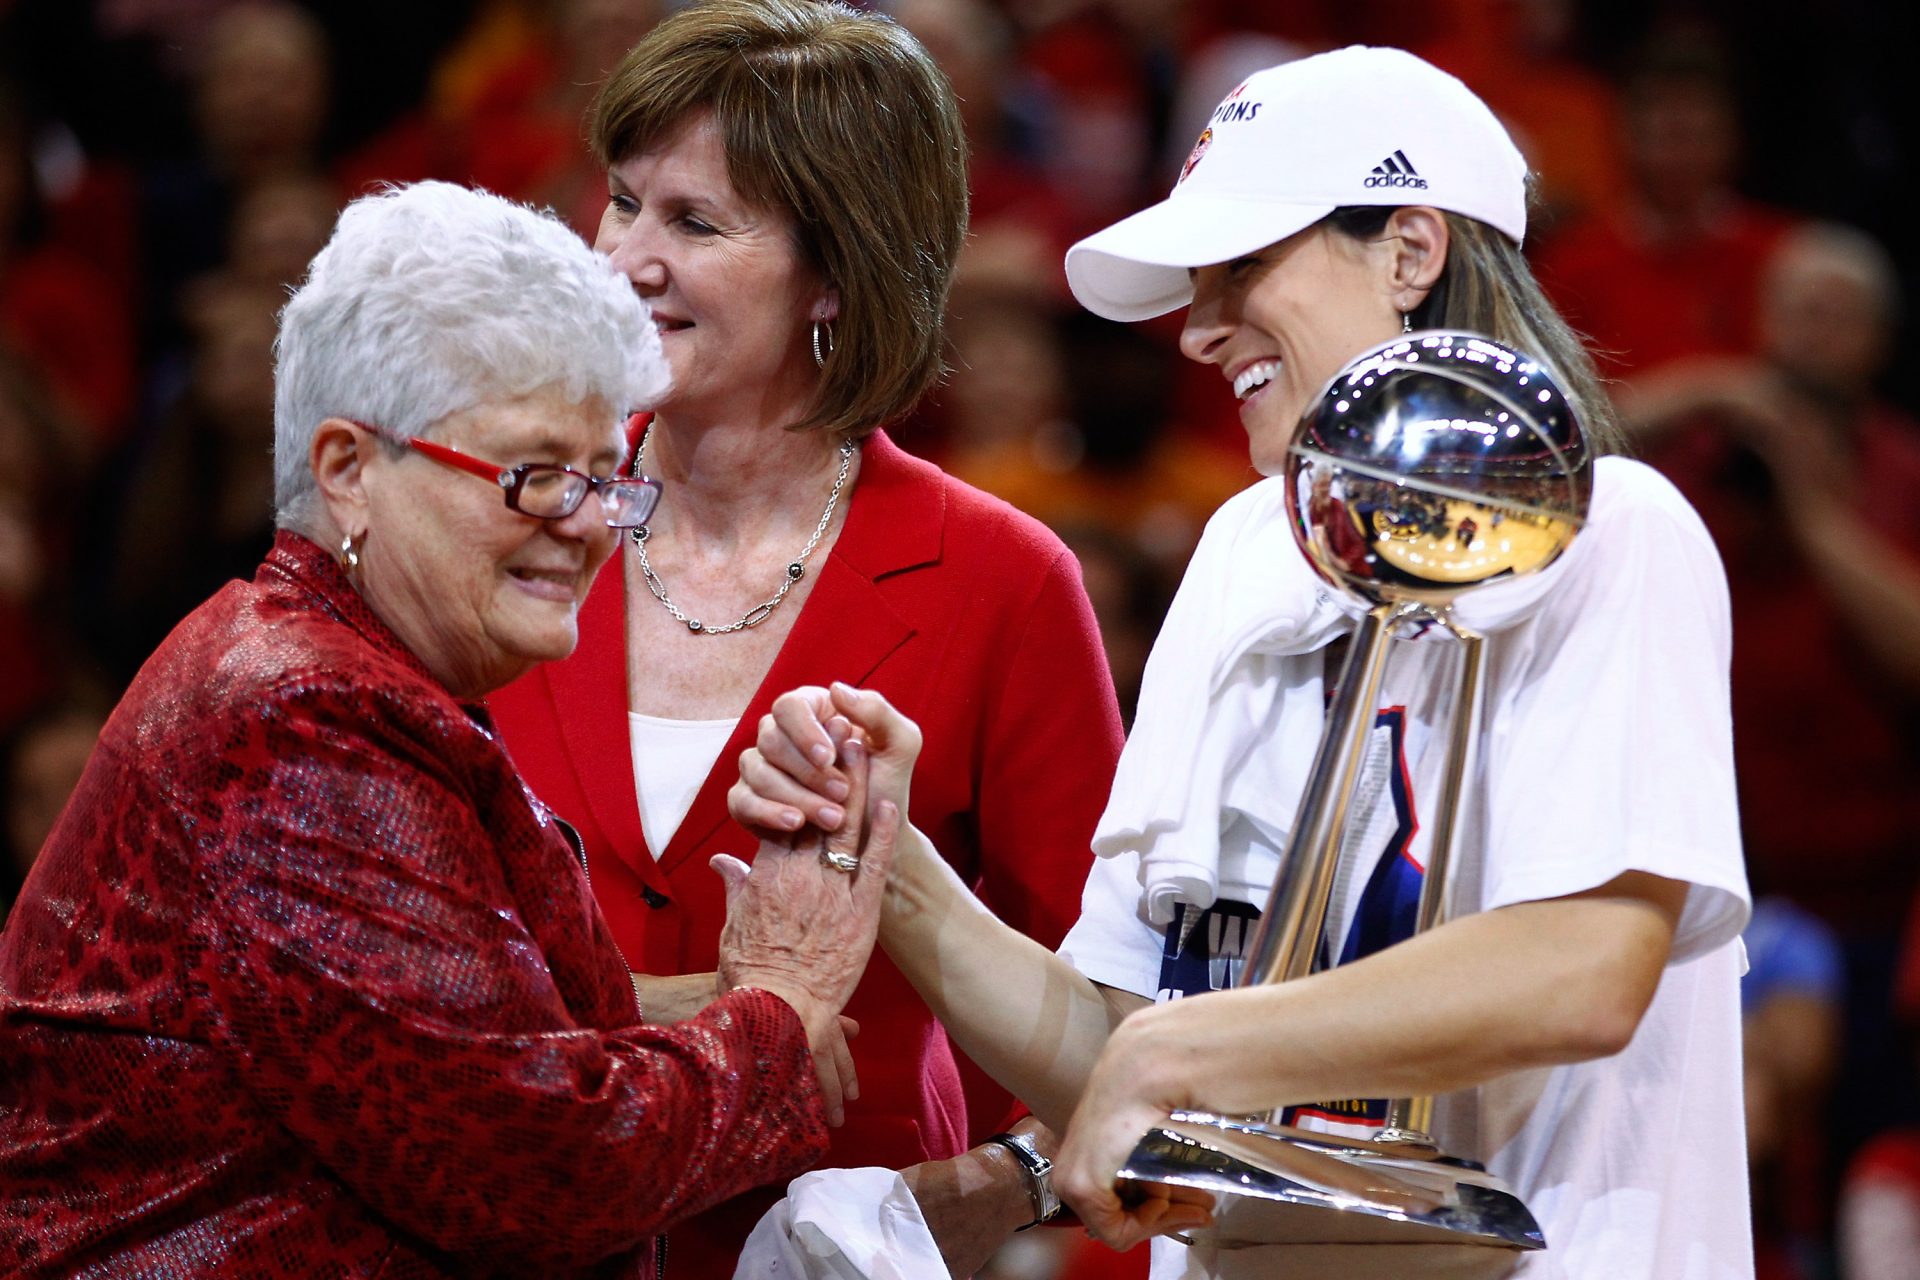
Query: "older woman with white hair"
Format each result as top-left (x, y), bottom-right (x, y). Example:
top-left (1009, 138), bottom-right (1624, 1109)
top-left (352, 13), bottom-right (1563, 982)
top-left (0, 181), bottom-right (897, 1279)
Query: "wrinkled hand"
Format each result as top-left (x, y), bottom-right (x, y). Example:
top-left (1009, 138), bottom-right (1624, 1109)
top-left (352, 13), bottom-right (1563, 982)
top-left (729, 682), bottom-right (923, 838)
top-left (806, 1013), bottom-right (862, 1127)
top-left (713, 738), bottom-right (898, 1125)
top-left (1055, 1017), bottom-right (1214, 1252)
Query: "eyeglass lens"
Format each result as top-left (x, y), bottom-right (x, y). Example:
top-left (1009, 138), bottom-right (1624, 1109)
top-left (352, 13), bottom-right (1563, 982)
top-left (511, 468), bottom-right (657, 527)
top-left (594, 482), bottom-right (658, 527)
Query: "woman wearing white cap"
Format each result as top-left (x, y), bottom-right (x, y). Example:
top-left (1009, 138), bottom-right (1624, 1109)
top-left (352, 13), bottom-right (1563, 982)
top-left (732, 46), bottom-right (1750, 1279)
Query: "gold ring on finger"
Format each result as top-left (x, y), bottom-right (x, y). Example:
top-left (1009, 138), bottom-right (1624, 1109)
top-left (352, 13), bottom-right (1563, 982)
top-left (820, 848), bottom-right (860, 874)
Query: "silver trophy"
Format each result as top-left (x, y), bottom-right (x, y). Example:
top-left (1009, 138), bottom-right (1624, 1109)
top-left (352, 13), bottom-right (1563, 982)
top-left (1116, 333), bottom-right (1592, 1271)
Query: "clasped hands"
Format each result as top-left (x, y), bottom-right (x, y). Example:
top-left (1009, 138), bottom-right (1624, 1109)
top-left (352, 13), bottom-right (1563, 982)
top-left (711, 723), bottom-right (897, 1128)
top-left (729, 681), bottom-right (1214, 1254)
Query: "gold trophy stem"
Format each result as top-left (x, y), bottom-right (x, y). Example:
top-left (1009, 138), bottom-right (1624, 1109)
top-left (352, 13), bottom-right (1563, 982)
top-left (1237, 600), bottom-right (1418, 990)
top-left (1379, 622), bottom-right (1485, 1148)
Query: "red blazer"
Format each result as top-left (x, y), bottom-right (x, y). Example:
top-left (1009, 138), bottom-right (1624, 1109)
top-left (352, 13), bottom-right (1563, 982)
top-left (0, 533), bottom-right (827, 1279)
top-left (489, 431), bottom-right (1124, 1270)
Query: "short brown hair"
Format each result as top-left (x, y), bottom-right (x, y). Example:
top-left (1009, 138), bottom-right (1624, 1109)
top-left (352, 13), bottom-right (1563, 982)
top-left (591, 0), bottom-right (969, 438)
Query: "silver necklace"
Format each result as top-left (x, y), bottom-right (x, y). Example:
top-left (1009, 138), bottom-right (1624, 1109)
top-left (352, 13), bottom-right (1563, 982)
top-left (628, 426), bottom-right (856, 635)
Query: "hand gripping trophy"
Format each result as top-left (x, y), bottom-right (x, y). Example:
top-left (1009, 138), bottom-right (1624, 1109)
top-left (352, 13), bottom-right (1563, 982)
top-left (1116, 332), bottom-right (1592, 1272)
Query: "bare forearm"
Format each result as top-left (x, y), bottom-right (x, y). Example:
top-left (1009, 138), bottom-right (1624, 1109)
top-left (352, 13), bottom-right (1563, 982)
top-left (631, 971), bottom-right (719, 1025)
top-left (1108, 880), bottom-right (1683, 1119)
top-left (902, 1139), bottom-right (1040, 1277)
top-left (882, 826), bottom-right (1120, 1129)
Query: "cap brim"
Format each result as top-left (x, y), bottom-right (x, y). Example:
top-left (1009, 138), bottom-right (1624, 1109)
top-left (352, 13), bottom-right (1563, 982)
top-left (1065, 194), bottom-right (1333, 321)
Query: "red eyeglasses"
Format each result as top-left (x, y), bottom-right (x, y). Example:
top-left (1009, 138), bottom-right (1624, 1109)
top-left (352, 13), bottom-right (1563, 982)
top-left (401, 434), bottom-right (662, 528)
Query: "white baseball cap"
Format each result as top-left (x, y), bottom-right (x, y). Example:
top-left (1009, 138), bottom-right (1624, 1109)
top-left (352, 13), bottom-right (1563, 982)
top-left (1065, 46), bottom-right (1529, 322)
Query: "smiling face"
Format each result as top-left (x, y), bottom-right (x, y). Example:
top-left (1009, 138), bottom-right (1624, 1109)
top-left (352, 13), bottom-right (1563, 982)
top-left (1180, 222), bottom-right (1407, 474)
top-left (352, 384), bottom-right (627, 699)
top-left (594, 112), bottom-right (833, 430)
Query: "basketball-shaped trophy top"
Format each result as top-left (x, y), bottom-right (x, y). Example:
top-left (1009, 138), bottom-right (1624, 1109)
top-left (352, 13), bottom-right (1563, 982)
top-left (1288, 332), bottom-right (1592, 609)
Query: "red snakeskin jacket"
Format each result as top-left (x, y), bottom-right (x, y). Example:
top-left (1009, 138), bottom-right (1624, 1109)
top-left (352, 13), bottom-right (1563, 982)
top-left (0, 532), bottom-right (828, 1278)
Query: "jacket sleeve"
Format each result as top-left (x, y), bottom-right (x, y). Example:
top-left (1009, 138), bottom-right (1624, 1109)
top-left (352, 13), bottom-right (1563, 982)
top-left (971, 546), bottom-right (1126, 951)
top-left (957, 546), bottom-right (1125, 1137)
top-left (180, 676), bottom-right (829, 1270)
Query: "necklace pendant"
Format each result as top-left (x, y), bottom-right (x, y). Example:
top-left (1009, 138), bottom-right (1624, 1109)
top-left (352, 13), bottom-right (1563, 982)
top-left (786, 562), bottom-right (805, 581)
top-left (687, 619), bottom-right (704, 633)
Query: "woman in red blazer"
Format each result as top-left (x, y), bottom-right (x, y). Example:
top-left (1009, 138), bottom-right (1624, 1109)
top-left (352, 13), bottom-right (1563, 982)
top-left (487, 3), bottom-right (1124, 1274)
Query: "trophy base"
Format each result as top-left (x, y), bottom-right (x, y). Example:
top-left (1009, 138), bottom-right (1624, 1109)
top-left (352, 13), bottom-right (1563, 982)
top-left (1117, 1112), bottom-right (1545, 1260)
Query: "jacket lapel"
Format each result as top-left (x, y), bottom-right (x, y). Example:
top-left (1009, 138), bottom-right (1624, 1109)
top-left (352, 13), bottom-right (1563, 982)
top-left (543, 559), bottom-right (669, 890)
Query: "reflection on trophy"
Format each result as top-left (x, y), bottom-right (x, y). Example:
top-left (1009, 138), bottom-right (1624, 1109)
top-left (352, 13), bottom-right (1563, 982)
top-left (1116, 332), bottom-right (1592, 1271)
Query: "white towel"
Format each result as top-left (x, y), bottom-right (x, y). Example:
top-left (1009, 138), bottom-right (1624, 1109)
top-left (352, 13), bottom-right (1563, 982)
top-left (734, 1167), bottom-right (946, 1280)
top-left (1095, 470), bottom-right (1588, 926)
top-left (1094, 477), bottom-right (1351, 924)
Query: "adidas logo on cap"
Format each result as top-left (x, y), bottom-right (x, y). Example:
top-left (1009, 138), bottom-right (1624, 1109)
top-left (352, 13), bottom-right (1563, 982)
top-left (1064, 48), bottom-right (1532, 322)
top-left (1363, 150), bottom-right (1428, 190)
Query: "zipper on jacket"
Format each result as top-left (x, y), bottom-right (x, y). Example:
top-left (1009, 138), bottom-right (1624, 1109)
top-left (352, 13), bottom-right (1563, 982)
top-left (653, 1233), bottom-right (668, 1277)
top-left (552, 816), bottom-right (642, 1019)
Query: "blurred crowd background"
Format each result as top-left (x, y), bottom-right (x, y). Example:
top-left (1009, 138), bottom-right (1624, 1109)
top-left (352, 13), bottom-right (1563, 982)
top-left (0, 1), bottom-right (1916, 1277)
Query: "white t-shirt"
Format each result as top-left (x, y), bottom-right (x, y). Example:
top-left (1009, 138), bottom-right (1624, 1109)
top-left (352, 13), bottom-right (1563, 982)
top-left (628, 711), bottom-right (737, 853)
top-left (1060, 458), bottom-right (1753, 1279)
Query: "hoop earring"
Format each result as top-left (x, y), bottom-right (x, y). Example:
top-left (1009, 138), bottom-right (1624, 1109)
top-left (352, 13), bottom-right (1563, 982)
top-left (340, 531), bottom-right (363, 574)
top-left (811, 319), bottom-right (835, 369)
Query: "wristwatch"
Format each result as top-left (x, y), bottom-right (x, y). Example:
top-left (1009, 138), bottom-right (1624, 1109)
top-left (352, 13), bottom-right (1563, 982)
top-left (986, 1130), bottom-right (1062, 1229)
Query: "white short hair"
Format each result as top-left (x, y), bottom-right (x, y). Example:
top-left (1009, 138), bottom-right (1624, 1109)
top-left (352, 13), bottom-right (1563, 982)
top-left (273, 181), bottom-right (669, 526)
